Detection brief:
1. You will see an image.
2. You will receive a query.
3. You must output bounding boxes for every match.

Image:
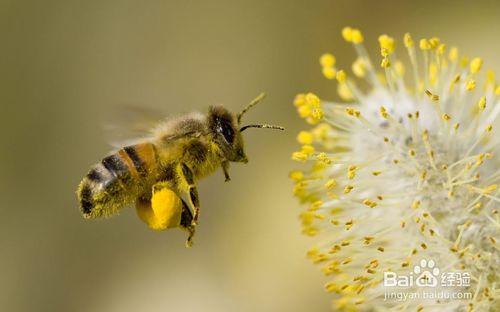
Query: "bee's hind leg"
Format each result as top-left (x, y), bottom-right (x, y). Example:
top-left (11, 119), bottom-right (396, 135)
top-left (136, 181), bottom-right (182, 231)
top-left (180, 163), bottom-right (201, 225)
top-left (179, 200), bottom-right (196, 247)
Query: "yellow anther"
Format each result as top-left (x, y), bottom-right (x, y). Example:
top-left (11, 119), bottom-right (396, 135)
top-left (345, 219), bottom-right (354, 230)
top-left (344, 185), bottom-right (354, 194)
top-left (437, 44), bottom-right (446, 55)
top-left (379, 106), bottom-right (389, 119)
top-left (421, 243), bottom-right (428, 250)
top-left (378, 34), bottom-right (395, 54)
top-left (322, 66), bottom-right (336, 80)
top-left (320, 53), bottom-right (336, 68)
top-left (289, 170), bottom-right (304, 182)
top-left (324, 179), bottom-right (337, 190)
top-left (366, 240), bottom-right (377, 248)
top-left (292, 182), bottom-right (306, 196)
top-left (292, 151), bottom-right (308, 162)
top-left (428, 37), bottom-right (440, 49)
top-left (419, 38), bottom-right (431, 50)
top-left (453, 123), bottom-right (460, 131)
top-left (381, 57), bottom-right (390, 68)
top-left (351, 29), bottom-right (364, 44)
top-left (441, 113), bottom-right (451, 121)
top-left (301, 144), bottom-right (315, 155)
top-left (351, 58), bottom-right (366, 78)
top-left (409, 149), bottom-right (416, 157)
top-left (412, 200), bottom-right (421, 209)
top-left (341, 26), bottom-right (353, 42)
top-left (372, 171), bottom-right (382, 176)
top-left (465, 79), bottom-right (476, 91)
top-left (312, 253), bottom-right (329, 263)
top-left (366, 268), bottom-right (376, 274)
top-left (425, 89), bottom-right (439, 102)
top-left (336, 70), bottom-right (347, 83)
top-left (478, 96), bottom-right (486, 111)
top-left (483, 184), bottom-right (498, 194)
top-left (422, 129), bottom-right (429, 140)
top-left (470, 57), bottom-right (483, 73)
top-left (305, 93), bottom-right (321, 107)
top-left (495, 86), bottom-right (500, 95)
top-left (297, 131), bottom-right (314, 145)
top-left (377, 247), bottom-right (385, 252)
top-left (449, 47), bottom-right (458, 62)
top-left (324, 282), bottom-right (337, 292)
top-left (337, 83), bottom-right (354, 101)
top-left (309, 200), bottom-right (323, 211)
top-left (347, 171), bottom-right (356, 180)
top-left (404, 33), bottom-right (414, 47)
top-left (363, 199), bottom-right (377, 208)
top-left (345, 107), bottom-right (361, 117)
top-left (311, 107), bottom-right (324, 121)
top-left (297, 104), bottom-right (311, 118)
top-left (316, 152), bottom-right (331, 165)
top-left (294, 93), bottom-right (306, 107)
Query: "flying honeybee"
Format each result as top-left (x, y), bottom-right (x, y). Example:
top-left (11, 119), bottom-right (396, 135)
top-left (77, 93), bottom-right (283, 246)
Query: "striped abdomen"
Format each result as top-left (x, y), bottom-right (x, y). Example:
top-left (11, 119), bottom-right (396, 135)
top-left (77, 143), bottom-right (158, 219)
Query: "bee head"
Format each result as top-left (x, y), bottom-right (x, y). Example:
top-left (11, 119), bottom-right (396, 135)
top-left (208, 93), bottom-right (284, 163)
top-left (208, 93), bottom-right (285, 163)
top-left (208, 105), bottom-right (248, 163)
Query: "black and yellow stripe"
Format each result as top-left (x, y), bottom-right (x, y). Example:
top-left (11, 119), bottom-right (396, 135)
top-left (77, 143), bottom-right (158, 218)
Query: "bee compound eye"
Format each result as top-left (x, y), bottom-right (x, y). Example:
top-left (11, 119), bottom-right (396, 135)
top-left (218, 119), bottom-right (235, 144)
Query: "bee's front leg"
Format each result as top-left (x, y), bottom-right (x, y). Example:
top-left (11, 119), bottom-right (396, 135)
top-left (222, 161), bottom-right (231, 182)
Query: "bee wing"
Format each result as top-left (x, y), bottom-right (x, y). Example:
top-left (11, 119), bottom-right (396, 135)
top-left (103, 104), bottom-right (167, 148)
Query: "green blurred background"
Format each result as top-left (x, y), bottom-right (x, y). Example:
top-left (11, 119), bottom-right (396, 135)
top-left (1, 1), bottom-right (499, 311)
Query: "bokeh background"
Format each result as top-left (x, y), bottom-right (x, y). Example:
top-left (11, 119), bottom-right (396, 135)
top-left (1, 1), bottom-right (500, 311)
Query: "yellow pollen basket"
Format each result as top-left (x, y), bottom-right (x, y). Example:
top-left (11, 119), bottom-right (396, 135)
top-left (136, 188), bottom-right (182, 231)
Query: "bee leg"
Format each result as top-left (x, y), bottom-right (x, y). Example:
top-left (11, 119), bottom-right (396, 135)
top-left (181, 163), bottom-right (201, 225)
top-left (137, 181), bottom-right (183, 231)
top-left (188, 186), bottom-right (200, 225)
top-left (222, 161), bottom-right (231, 182)
top-left (179, 200), bottom-right (196, 247)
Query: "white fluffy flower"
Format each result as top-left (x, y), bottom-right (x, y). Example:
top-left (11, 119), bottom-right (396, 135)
top-left (291, 27), bottom-right (499, 311)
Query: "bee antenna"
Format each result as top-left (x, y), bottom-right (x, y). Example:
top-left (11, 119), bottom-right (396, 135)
top-left (237, 93), bottom-right (266, 124)
top-left (240, 124), bottom-right (285, 132)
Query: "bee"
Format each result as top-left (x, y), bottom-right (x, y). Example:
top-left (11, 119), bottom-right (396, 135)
top-left (77, 93), bottom-right (283, 246)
